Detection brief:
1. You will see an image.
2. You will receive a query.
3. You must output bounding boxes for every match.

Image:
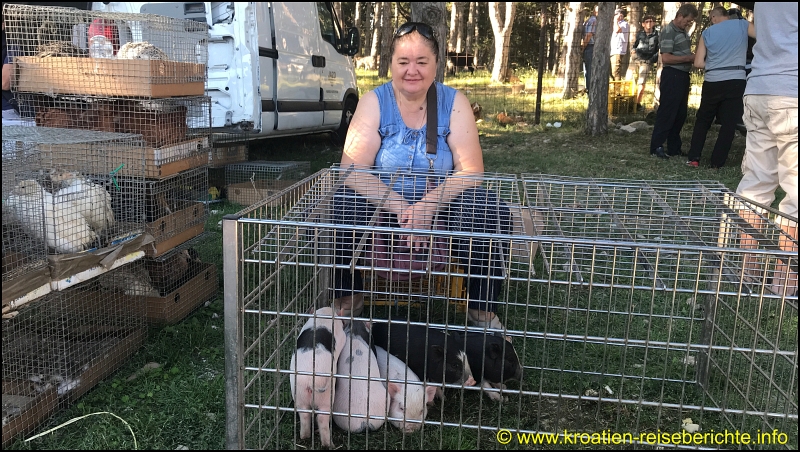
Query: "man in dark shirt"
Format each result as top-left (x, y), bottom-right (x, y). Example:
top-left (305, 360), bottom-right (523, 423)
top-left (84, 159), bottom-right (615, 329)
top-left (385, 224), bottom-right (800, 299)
top-left (648, 4), bottom-right (699, 159)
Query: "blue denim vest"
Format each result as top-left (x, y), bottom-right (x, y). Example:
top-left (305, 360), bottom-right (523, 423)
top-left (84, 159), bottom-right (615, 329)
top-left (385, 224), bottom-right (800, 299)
top-left (374, 81), bottom-right (457, 202)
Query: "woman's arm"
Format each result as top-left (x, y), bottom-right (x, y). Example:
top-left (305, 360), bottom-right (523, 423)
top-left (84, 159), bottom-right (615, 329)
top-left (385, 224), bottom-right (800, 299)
top-left (339, 90), bottom-right (409, 217)
top-left (693, 35), bottom-right (707, 69)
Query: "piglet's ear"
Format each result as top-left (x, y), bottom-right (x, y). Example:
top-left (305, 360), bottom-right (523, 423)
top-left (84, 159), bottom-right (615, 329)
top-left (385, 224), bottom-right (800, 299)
top-left (425, 385), bottom-right (437, 404)
top-left (431, 345), bottom-right (445, 358)
top-left (387, 382), bottom-right (401, 398)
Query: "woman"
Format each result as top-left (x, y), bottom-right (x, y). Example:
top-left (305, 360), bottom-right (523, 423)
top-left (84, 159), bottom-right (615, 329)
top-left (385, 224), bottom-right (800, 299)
top-left (332, 22), bottom-right (511, 334)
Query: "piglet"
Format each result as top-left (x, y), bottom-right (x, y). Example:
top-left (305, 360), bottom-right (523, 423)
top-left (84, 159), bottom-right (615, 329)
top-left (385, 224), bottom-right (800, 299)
top-left (452, 331), bottom-right (523, 402)
top-left (289, 307), bottom-right (346, 448)
top-left (370, 322), bottom-right (475, 401)
top-left (333, 320), bottom-right (390, 433)
top-left (374, 345), bottom-right (437, 433)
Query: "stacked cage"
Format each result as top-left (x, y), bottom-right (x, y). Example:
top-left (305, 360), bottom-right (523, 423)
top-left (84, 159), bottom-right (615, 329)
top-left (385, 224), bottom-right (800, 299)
top-left (4, 3), bottom-right (213, 242)
top-left (225, 160), bottom-right (312, 207)
top-left (223, 168), bottom-right (797, 449)
top-left (2, 262), bottom-right (147, 446)
top-left (1, 126), bottom-right (149, 447)
top-left (141, 233), bottom-right (218, 325)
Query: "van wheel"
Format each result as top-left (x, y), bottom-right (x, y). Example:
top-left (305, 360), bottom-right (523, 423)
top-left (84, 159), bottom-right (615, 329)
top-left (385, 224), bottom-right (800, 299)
top-left (333, 97), bottom-right (357, 146)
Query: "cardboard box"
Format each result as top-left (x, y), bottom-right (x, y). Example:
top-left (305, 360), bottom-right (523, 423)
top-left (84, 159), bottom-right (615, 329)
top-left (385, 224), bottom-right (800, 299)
top-left (55, 136), bottom-right (209, 179)
top-left (144, 262), bottom-right (218, 324)
top-left (226, 180), bottom-right (297, 207)
top-left (208, 144), bottom-right (248, 168)
top-left (15, 56), bottom-right (205, 98)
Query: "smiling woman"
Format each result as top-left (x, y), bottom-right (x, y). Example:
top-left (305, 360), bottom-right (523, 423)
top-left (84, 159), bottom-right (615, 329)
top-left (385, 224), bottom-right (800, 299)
top-left (331, 22), bottom-right (513, 336)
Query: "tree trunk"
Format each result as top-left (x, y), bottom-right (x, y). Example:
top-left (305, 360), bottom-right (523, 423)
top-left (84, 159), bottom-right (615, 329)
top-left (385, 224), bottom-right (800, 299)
top-left (560, 2), bottom-right (584, 99)
top-left (378, 2), bottom-right (393, 77)
top-left (547, 3), bottom-right (559, 73)
top-left (626, 2), bottom-right (640, 80)
top-left (489, 2), bottom-right (517, 83)
top-left (465, 2), bottom-right (476, 56)
top-left (585, 2), bottom-right (614, 135)
top-left (354, 2), bottom-right (362, 56)
top-left (535, 6), bottom-right (548, 125)
top-left (654, 3), bottom-right (682, 110)
top-left (455, 2), bottom-right (466, 53)
top-left (333, 2), bottom-right (343, 24)
top-left (411, 2), bottom-right (448, 83)
top-left (449, 3), bottom-right (457, 51)
top-left (555, 3), bottom-right (570, 81)
top-left (370, 2), bottom-right (381, 58)
top-left (473, 2), bottom-right (480, 67)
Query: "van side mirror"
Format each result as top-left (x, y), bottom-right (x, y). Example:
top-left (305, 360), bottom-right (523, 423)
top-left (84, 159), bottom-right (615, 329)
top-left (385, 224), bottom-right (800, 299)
top-left (345, 27), bottom-right (360, 56)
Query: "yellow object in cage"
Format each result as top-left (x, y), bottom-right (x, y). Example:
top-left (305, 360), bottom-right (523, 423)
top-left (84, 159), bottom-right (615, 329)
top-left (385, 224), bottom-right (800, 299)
top-left (608, 80), bottom-right (637, 115)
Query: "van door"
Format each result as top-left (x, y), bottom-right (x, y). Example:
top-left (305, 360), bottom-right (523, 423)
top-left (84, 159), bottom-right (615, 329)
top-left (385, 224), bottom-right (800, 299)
top-left (272, 2), bottom-right (323, 130)
top-left (315, 2), bottom-right (347, 127)
top-left (255, 3), bottom-right (277, 133)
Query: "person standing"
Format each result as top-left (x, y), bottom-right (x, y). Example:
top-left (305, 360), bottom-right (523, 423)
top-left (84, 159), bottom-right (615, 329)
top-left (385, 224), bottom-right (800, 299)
top-left (736, 3), bottom-right (797, 296)
top-left (632, 15), bottom-right (659, 110)
top-left (685, 7), bottom-right (749, 169)
top-left (648, 4), bottom-right (698, 159)
top-left (582, 6), bottom-right (598, 94)
top-left (610, 8), bottom-right (630, 81)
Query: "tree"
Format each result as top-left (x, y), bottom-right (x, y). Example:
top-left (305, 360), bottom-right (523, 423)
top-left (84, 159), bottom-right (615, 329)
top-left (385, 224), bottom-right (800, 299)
top-left (489, 2), bottom-right (517, 83)
top-left (353, 2), bottom-right (362, 56)
top-left (585, 2), bottom-right (614, 136)
top-left (626, 2), bottom-right (641, 80)
top-left (547, 3), bottom-right (562, 74)
top-left (560, 2), bottom-right (584, 99)
top-left (465, 2), bottom-right (477, 57)
top-left (378, 2), bottom-right (392, 77)
top-left (369, 2), bottom-right (381, 58)
top-left (411, 2), bottom-right (448, 83)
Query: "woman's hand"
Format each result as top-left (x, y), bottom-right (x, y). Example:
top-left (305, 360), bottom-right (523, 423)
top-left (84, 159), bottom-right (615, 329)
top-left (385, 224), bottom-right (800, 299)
top-left (398, 200), bottom-right (437, 251)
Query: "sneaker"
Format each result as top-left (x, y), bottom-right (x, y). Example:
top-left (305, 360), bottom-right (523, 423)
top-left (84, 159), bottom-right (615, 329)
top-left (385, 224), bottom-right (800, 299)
top-left (650, 146), bottom-right (669, 159)
top-left (686, 160), bottom-right (699, 167)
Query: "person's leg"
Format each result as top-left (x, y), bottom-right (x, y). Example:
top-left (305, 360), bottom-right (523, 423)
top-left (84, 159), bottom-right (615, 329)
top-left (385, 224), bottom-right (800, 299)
top-left (736, 95), bottom-right (780, 286)
top-left (687, 81), bottom-right (721, 163)
top-left (583, 46), bottom-right (594, 93)
top-left (650, 68), bottom-right (681, 154)
top-left (709, 80), bottom-right (746, 168)
top-left (331, 188), bottom-right (376, 316)
top-left (445, 188), bottom-right (511, 330)
top-left (636, 63), bottom-right (649, 105)
top-left (771, 95), bottom-right (799, 295)
top-left (665, 70), bottom-right (690, 156)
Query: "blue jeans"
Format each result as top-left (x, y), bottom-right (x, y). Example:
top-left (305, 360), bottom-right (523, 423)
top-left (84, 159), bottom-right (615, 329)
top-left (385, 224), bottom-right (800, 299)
top-left (332, 187), bottom-right (512, 312)
top-left (583, 45), bottom-right (594, 93)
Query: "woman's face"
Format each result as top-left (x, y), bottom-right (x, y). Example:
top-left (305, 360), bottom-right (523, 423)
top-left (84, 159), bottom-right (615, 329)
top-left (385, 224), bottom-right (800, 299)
top-left (390, 32), bottom-right (437, 98)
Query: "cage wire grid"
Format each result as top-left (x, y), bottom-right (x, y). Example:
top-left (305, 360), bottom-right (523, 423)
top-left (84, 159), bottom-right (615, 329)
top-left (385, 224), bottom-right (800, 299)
top-left (225, 161), bottom-right (313, 207)
top-left (2, 261), bottom-right (147, 445)
top-left (4, 4), bottom-right (207, 92)
top-left (2, 126), bottom-right (147, 256)
top-left (224, 167), bottom-right (798, 449)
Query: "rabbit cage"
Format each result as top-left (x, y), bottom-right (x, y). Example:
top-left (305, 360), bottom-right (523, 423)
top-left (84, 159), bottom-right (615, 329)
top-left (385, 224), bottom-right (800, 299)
top-left (223, 167), bottom-right (797, 449)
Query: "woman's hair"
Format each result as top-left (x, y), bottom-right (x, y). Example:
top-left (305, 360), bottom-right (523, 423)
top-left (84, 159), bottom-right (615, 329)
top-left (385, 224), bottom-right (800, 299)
top-left (389, 22), bottom-right (439, 62)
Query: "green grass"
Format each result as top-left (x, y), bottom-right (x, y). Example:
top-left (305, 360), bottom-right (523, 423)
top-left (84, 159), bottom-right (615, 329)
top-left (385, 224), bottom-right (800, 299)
top-left (7, 72), bottom-right (795, 450)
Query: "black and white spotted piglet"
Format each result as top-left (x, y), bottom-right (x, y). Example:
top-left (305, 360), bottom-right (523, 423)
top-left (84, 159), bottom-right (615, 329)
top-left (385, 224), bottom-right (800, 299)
top-left (289, 307), bottom-right (346, 448)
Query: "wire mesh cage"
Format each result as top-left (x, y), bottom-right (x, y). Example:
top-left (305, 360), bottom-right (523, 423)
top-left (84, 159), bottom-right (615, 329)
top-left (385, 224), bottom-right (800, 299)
top-left (4, 3), bottom-right (207, 99)
top-left (2, 139), bottom-right (51, 306)
top-left (17, 93), bottom-right (211, 151)
top-left (2, 126), bottom-right (147, 258)
top-left (223, 168), bottom-right (798, 449)
top-left (2, 260), bottom-right (147, 446)
top-left (208, 142), bottom-right (248, 168)
top-left (142, 233), bottom-right (218, 324)
top-left (225, 161), bottom-right (312, 207)
top-left (112, 166), bottom-right (209, 257)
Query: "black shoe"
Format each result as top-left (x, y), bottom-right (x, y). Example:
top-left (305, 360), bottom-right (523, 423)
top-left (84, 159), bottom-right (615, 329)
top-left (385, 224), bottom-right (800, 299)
top-left (667, 149), bottom-right (683, 157)
top-left (650, 147), bottom-right (669, 159)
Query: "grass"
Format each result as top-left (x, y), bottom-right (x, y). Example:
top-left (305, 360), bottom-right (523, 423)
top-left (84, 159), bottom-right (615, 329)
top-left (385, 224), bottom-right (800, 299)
top-left (7, 72), bottom-right (795, 450)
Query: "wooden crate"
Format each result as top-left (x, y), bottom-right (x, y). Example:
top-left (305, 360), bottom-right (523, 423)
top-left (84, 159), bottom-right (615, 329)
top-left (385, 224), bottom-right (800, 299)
top-left (1, 381), bottom-right (58, 448)
top-left (144, 262), bottom-right (218, 324)
top-left (208, 145), bottom-right (248, 168)
top-left (14, 56), bottom-right (205, 98)
top-left (226, 180), bottom-right (297, 207)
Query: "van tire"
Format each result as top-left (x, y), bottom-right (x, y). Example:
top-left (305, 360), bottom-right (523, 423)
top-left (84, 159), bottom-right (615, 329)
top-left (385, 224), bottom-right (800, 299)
top-left (333, 96), bottom-right (357, 146)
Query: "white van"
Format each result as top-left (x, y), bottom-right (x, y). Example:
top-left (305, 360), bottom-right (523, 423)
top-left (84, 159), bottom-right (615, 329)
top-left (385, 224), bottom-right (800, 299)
top-left (91, 2), bottom-right (360, 143)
